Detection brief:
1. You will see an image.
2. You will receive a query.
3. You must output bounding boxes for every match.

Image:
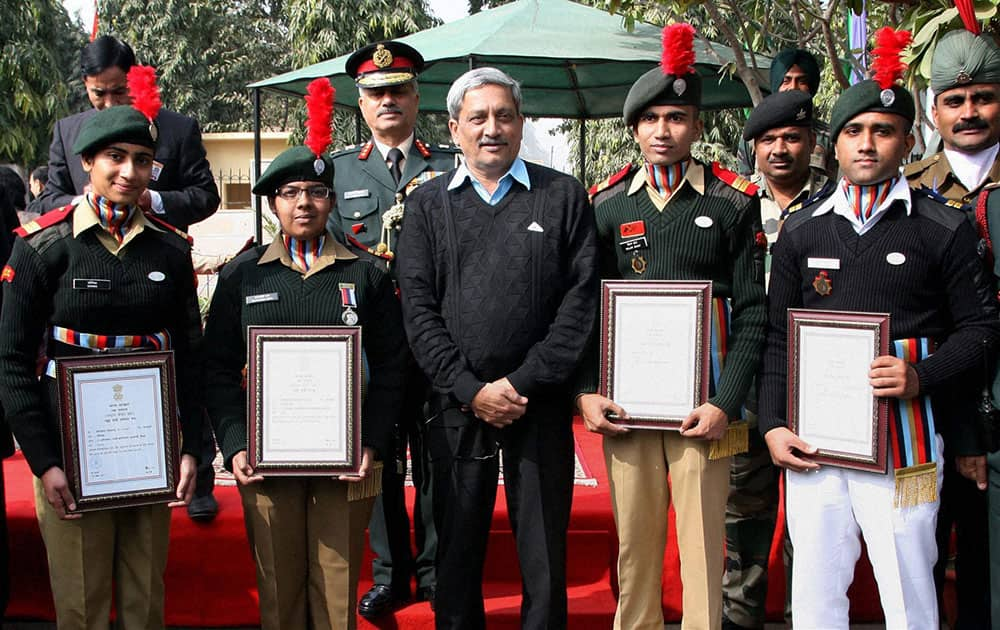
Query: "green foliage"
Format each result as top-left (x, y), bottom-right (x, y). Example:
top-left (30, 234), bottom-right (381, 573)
top-left (0, 0), bottom-right (85, 166)
top-left (900, 0), bottom-right (1000, 86)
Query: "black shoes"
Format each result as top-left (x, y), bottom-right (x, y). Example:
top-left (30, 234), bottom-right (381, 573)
top-left (358, 584), bottom-right (409, 620)
top-left (186, 493), bottom-right (219, 522)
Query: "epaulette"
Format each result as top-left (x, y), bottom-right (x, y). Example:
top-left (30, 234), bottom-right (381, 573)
top-left (14, 204), bottom-right (73, 237)
top-left (712, 162), bottom-right (759, 196)
top-left (143, 211), bottom-right (194, 245)
top-left (358, 141), bottom-right (375, 160)
top-left (915, 185), bottom-right (968, 211)
top-left (785, 180), bottom-right (836, 216)
top-left (588, 164), bottom-right (635, 200)
top-left (903, 154), bottom-right (939, 178)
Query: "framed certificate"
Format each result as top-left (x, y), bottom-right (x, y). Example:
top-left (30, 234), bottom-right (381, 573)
top-left (247, 326), bottom-right (361, 476)
top-left (56, 351), bottom-right (179, 512)
top-left (787, 309), bottom-right (890, 472)
top-left (599, 280), bottom-right (712, 429)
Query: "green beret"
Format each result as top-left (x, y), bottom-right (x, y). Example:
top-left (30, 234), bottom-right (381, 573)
top-left (623, 67), bottom-right (702, 127)
top-left (769, 49), bottom-right (821, 94)
top-left (829, 80), bottom-right (914, 141)
top-left (346, 41), bottom-right (424, 89)
top-left (252, 146), bottom-right (334, 196)
top-left (743, 90), bottom-right (814, 141)
top-left (931, 30), bottom-right (1000, 95)
top-left (72, 106), bottom-right (159, 156)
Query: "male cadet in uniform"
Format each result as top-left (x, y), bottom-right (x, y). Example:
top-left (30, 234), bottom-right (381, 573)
top-left (578, 24), bottom-right (766, 630)
top-left (723, 89), bottom-right (828, 630)
top-left (759, 27), bottom-right (999, 629)
top-left (903, 30), bottom-right (1000, 628)
top-left (739, 48), bottom-right (835, 180)
top-left (36, 35), bottom-right (221, 521)
top-left (328, 40), bottom-right (458, 620)
top-left (905, 30), bottom-right (1000, 206)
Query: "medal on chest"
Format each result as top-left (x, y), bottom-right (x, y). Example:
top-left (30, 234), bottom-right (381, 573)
top-left (812, 270), bottom-right (832, 296)
top-left (619, 220), bottom-right (648, 275)
top-left (340, 283), bottom-right (359, 325)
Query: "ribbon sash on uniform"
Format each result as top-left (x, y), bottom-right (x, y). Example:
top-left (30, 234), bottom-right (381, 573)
top-left (888, 337), bottom-right (938, 507)
top-left (706, 296), bottom-right (748, 458)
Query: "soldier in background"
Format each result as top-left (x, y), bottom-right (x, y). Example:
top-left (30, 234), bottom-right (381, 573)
top-left (329, 40), bottom-right (458, 621)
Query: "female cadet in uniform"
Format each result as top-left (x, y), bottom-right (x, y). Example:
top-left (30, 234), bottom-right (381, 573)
top-left (0, 68), bottom-right (202, 629)
top-left (202, 80), bottom-right (406, 629)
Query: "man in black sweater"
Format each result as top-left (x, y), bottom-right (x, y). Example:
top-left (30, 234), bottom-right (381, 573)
top-left (396, 67), bottom-right (598, 630)
top-left (759, 39), bottom-right (1000, 628)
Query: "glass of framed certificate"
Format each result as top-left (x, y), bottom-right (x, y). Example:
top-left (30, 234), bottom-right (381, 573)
top-left (599, 280), bottom-right (712, 429)
top-left (56, 351), bottom-right (180, 512)
top-left (787, 309), bottom-right (890, 472)
top-left (247, 326), bottom-right (361, 476)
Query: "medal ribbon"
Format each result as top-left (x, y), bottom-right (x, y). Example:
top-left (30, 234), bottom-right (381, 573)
top-left (283, 234), bottom-right (325, 273)
top-left (89, 193), bottom-right (135, 243)
top-left (842, 178), bottom-right (895, 225)
top-left (645, 160), bottom-right (689, 198)
top-left (887, 338), bottom-right (938, 507)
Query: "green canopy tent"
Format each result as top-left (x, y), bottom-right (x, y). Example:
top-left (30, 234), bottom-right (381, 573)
top-left (246, 0), bottom-right (771, 239)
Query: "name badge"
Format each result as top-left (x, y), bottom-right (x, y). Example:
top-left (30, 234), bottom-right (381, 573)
top-left (620, 237), bottom-right (648, 252)
top-left (807, 257), bottom-right (840, 270)
top-left (72, 278), bottom-right (111, 291)
top-left (246, 292), bottom-right (279, 305)
top-left (343, 189), bottom-right (370, 200)
top-left (151, 160), bottom-right (164, 182)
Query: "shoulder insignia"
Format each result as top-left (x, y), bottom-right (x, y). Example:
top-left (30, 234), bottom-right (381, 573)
top-left (712, 162), bottom-right (759, 196)
top-left (915, 185), bottom-right (969, 211)
top-left (14, 204), bottom-right (73, 237)
top-left (358, 141), bottom-right (375, 160)
top-left (143, 211), bottom-right (194, 244)
top-left (588, 164), bottom-right (635, 199)
top-left (903, 154), bottom-right (938, 177)
top-left (415, 138), bottom-right (432, 158)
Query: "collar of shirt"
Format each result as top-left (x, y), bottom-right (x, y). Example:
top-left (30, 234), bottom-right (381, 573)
top-left (259, 230), bottom-right (357, 278)
top-left (812, 173), bottom-right (911, 236)
top-left (73, 195), bottom-right (159, 255)
top-left (447, 156), bottom-right (531, 205)
top-left (943, 143), bottom-right (1000, 193)
top-left (627, 160), bottom-right (704, 211)
top-left (373, 133), bottom-right (415, 165)
top-left (751, 170), bottom-right (822, 208)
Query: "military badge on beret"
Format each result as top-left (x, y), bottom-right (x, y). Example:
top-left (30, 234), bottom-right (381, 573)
top-left (673, 78), bottom-right (687, 95)
top-left (880, 88), bottom-right (896, 107)
top-left (373, 44), bottom-right (393, 69)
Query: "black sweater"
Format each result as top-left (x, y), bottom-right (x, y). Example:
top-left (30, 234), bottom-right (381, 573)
top-left (202, 240), bottom-right (406, 467)
top-left (759, 190), bottom-right (1000, 448)
top-left (396, 162), bottom-right (599, 407)
top-left (0, 213), bottom-right (203, 477)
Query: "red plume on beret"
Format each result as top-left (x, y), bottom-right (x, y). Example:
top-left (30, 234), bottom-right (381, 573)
top-left (661, 23), bottom-right (696, 77)
top-left (870, 27), bottom-right (912, 90)
top-left (126, 65), bottom-right (161, 123)
top-left (304, 78), bottom-right (335, 158)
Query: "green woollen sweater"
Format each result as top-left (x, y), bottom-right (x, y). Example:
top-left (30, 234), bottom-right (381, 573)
top-left (202, 240), bottom-right (406, 468)
top-left (584, 163), bottom-right (767, 417)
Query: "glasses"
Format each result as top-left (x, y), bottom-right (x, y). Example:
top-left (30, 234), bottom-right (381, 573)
top-left (275, 185), bottom-right (332, 200)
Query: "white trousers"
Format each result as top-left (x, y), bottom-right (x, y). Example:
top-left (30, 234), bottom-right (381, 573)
top-left (786, 435), bottom-right (943, 630)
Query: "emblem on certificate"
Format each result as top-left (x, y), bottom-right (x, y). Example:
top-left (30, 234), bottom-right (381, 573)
top-left (247, 326), bottom-right (362, 475)
top-left (599, 280), bottom-right (712, 430)
top-left (812, 270), bottom-right (832, 296)
top-left (55, 352), bottom-right (180, 512)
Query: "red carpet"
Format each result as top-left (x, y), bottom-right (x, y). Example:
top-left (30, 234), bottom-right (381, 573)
top-left (4, 419), bottom-right (889, 626)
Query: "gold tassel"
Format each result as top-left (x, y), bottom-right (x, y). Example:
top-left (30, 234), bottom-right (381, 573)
top-left (893, 462), bottom-right (937, 508)
top-left (708, 421), bottom-right (749, 460)
top-left (348, 461), bottom-right (383, 502)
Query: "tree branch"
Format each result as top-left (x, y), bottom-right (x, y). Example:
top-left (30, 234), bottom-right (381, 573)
top-left (701, 0), bottom-right (765, 104)
top-left (820, 0), bottom-right (851, 88)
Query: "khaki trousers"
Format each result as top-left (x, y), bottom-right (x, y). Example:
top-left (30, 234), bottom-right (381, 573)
top-left (604, 430), bottom-right (730, 630)
top-left (33, 477), bottom-right (170, 630)
top-left (240, 477), bottom-right (375, 630)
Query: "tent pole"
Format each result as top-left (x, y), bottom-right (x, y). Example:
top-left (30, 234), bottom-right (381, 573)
top-left (579, 118), bottom-right (586, 184)
top-left (253, 88), bottom-right (262, 244)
